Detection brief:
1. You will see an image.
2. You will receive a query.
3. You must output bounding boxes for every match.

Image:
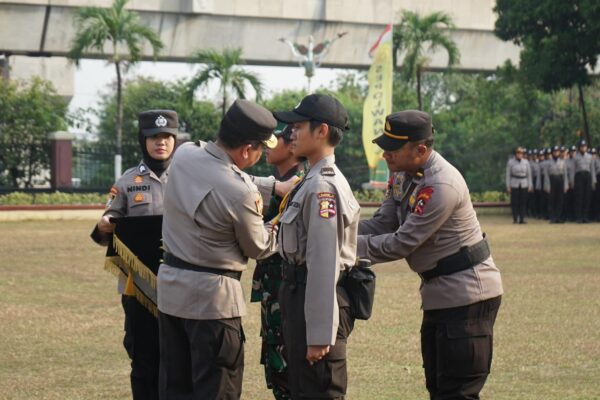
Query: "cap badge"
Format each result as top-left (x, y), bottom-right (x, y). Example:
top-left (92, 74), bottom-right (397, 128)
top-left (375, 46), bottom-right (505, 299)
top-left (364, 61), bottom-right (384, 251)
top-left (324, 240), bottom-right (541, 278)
top-left (385, 121), bottom-right (391, 131)
top-left (294, 101), bottom-right (302, 110)
top-left (155, 115), bottom-right (168, 127)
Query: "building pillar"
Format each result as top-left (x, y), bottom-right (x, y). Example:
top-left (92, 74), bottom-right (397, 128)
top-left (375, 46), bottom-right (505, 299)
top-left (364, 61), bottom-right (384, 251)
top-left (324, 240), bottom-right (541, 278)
top-left (48, 131), bottom-right (75, 189)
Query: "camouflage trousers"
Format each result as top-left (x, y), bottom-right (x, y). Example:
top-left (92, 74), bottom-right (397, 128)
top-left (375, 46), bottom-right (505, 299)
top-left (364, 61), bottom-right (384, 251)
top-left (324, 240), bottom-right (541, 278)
top-left (251, 256), bottom-right (291, 400)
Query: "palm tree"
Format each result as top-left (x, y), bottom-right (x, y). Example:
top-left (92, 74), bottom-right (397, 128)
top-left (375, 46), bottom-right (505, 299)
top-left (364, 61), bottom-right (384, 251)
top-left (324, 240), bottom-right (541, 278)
top-left (67, 0), bottom-right (163, 180)
top-left (187, 48), bottom-right (264, 117)
top-left (393, 11), bottom-right (460, 110)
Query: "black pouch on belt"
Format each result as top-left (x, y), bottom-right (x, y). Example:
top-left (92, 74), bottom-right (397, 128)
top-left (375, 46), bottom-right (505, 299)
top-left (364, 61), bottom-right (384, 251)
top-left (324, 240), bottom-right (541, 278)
top-left (341, 259), bottom-right (376, 320)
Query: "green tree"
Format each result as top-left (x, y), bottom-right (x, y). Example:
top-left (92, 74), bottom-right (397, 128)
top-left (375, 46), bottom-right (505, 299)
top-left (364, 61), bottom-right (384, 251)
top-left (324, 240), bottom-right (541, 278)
top-left (0, 78), bottom-right (67, 188)
top-left (188, 48), bottom-right (264, 117)
top-left (67, 0), bottom-right (163, 179)
top-left (494, 0), bottom-right (600, 145)
top-left (393, 11), bottom-right (460, 110)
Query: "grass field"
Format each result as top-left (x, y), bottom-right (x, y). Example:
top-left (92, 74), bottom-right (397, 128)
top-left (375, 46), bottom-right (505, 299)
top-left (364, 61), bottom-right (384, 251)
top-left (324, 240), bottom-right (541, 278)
top-left (1, 212), bottom-right (599, 399)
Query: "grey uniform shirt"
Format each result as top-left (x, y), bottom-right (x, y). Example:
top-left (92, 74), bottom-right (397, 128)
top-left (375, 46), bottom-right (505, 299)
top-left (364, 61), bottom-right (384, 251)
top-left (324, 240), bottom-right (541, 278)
top-left (566, 158), bottom-right (576, 189)
top-left (357, 151), bottom-right (503, 310)
top-left (98, 161), bottom-right (168, 294)
top-left (543, 158), bottom-right (569, 192)
top-left (158, 141), bottom-right (278, 320)
top-left (530, 161), bottom-right (540, 188)
top-left (278, 155), bottom-right (360, 345)
top-left (505, 158), bottom-right (532, 189)
top-left (573, 152), bottom-right (597, 187)
top-left (537, 159), bottom-right (550, 191)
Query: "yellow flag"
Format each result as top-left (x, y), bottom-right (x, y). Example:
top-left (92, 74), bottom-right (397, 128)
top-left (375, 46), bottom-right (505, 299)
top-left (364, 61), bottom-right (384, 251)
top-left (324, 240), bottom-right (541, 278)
top-left (362, 24), bottom-right (393, 182)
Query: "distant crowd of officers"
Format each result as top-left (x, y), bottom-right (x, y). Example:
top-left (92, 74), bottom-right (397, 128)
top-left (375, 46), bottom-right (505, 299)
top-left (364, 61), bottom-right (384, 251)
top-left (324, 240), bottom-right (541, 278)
top-left (505, 140), bottom-right (599, 224)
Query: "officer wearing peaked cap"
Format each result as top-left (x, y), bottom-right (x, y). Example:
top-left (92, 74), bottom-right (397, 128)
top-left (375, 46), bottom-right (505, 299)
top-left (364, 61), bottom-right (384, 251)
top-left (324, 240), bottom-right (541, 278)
top-left (544, 145), bottom-right (569, 223)
top-left (358, 110), bottom-right (503, 400)
top-left (573, 140), bottom-right (596, 222)
top-left (273, 93), bottom-right (361, 399)
top-left (91, 109), bottom-right (179, 400)
top-left (506, 146), bottom-right (533, 224)
top-left (157, 99), bottom-right (280, 399)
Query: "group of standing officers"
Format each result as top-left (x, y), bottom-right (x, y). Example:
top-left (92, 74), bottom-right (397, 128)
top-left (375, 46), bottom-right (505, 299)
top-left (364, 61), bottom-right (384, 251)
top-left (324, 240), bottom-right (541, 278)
top-left (505, 141), bottom-right (599, 224)
top-left (93, 95), bottom-right (503, 400)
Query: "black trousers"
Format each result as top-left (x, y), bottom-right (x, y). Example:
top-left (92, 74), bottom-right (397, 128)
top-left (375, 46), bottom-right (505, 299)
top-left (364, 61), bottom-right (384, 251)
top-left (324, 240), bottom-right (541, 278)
top-left (548, 175), bottom-right (565, 222)
top-left (122, 295), bottom-right (160, 400)
top-left (574, 171), bottom-right (592, 221)
top-left (592, 175), bottom-right (600, 221)
top-left (527, 178), bottom-right (537, 217)
top-left (158, 312), bottom-right (244, 400)
top-left (279, 282), bottom-right (355, 400)
top-left (510, 186), bottom-right (528, 222)
top-left (562, 189), bottom-right (574, 221)
top-left (421, 296), bottom-right (501, 400)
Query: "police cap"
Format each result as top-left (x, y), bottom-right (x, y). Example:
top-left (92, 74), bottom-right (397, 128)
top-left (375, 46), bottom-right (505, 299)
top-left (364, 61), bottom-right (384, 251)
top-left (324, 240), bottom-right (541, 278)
top-left (274, 123), bottom-right (293, 142)
top-left (579, 139), bottom-right (587, 147)
top-left (221, 99), bottom-right (278, 149)
top-left (570, 145), bottom-right (577, 152)
top-left (552, 145), bottom-right (560, 152)
top-left (273, 93), bottom-right (349, 131)
top-left (139, 110), bottom-right (179, 137)
top-left (372, 110), bottom-right (433, 151)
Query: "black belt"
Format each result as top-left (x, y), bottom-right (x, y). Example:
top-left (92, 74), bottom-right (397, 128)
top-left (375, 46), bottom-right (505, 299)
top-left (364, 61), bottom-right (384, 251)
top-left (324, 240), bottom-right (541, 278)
top-left (511, 174), bottom-right (527, 179)
top-left (163, 252), bottom-right (242, 281)
top-left (282, 261), bottom-right (346, 286)
top-left (419, 237), bottom-right (491, 283)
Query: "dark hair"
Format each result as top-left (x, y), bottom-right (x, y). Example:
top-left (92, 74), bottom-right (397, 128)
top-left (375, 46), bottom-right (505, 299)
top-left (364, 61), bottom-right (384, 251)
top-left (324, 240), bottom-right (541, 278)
top-left (309, 120), bottom-right (344, 146)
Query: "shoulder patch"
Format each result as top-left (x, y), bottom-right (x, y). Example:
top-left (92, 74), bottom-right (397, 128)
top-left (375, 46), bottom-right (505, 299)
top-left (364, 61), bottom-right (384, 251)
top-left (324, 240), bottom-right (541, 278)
top-left (413, 186), bottom-right (434, 216)
top-left (317, 192), bottom-right (337, 219)
top-left (320, 167), bottom-right (336, 176)
top-left (110, 186), bottom-right (118, 195)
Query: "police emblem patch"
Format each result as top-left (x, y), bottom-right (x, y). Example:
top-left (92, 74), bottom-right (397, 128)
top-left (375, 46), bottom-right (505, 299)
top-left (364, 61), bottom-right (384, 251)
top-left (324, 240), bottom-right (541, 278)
top-left (317, 192), bottom-right (336, 219)
top-left (134, 175), bottom-right (143, 184)
top-left (139, 165), bottom-right (147, 173)
top-left (134, 193), bottom-right (145, 203)
top-left (413, 187), bottom-right (434, 215)
top-left (155, 115), bottom-right (167, 127)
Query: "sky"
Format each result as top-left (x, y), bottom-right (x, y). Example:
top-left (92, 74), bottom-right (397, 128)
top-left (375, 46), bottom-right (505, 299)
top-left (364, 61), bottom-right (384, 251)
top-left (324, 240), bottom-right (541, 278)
top-left (69, 59), bottom-right (346, 133)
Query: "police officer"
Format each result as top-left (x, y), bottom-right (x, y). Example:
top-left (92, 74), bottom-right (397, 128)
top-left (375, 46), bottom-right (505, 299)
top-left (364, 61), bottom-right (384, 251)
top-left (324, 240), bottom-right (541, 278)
top-left (544, 145), bottom-right (569, 223)
top-left (273, 94), bottom-right (361, 399)
top-left (537, 148), bottom-right (552, 219)
top-left (92, 109), bottom-right (179, 400)
top-left (157, 100), bottom-right (280, 399)
top-left (251, 124), bottom-right (304, 400)
top-left (528, 149), bottom-right (540, 218)
top-left (591, 147), bottom-right (600, 221)
top-left (564, 145), bottom-right (577, 221)
top-left (506, 146), bottom-right (533, 224)
top-left (573, 140), bottom-right (597, 223)
top-left (357, 110), bottom-right (503, 400)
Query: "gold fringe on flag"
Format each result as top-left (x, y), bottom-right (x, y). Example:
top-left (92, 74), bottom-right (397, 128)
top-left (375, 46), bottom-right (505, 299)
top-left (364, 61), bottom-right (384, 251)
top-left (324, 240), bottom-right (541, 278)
top-left (112, 235), bottom-right (157, 289)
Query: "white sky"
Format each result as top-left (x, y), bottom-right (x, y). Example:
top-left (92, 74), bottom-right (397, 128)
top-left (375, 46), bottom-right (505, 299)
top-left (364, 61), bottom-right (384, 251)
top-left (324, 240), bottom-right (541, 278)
top-left (70, 59), bottom-right (345, 122)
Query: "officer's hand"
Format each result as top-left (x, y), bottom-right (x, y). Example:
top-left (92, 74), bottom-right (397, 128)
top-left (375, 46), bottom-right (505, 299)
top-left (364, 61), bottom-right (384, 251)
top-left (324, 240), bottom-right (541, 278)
top-left (275, 176), bottom-right (296, 197)
top-left (306, 345), bottom-right (330, 365)
top-left (97, 215), bottom-right (115, 234)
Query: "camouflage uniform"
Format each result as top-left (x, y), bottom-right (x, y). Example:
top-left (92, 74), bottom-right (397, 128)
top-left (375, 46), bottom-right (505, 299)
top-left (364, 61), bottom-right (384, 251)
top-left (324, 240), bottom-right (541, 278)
top-left (251, 166), bottom-right (300, 400)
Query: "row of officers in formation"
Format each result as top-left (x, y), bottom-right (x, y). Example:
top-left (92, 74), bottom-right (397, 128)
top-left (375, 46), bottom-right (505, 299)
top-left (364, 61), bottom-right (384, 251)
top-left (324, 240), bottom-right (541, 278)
top-left (93, 95), bottom-right (503, 400)
top-left (505, 142), bottom-right (599, 224)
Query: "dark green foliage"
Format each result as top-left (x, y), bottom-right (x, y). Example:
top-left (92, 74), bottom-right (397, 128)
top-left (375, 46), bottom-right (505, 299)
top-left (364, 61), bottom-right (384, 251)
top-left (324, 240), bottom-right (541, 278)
top-left (0, 78), bottom-right (67, 188)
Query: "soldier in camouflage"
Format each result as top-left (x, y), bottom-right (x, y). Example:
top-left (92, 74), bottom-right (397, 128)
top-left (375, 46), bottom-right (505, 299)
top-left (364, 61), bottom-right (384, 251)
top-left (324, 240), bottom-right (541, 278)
top-left (251, 124), bottom-right (304, 399)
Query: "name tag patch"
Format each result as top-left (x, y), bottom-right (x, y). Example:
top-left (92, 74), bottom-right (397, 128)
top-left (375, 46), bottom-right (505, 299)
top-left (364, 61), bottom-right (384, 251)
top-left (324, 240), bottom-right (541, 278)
top-left (126, 185), bottom-right (151, 193)
top-left (317, 192), bottom-right (336, 219)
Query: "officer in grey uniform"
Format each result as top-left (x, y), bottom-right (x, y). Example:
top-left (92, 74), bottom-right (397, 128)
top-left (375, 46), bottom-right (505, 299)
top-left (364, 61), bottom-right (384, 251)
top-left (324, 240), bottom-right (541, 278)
top-left (573, 140), bottom-right (597, 223)
top-left (563, 146), bottom-right (577, 221)
top-left (537, 148), bottom-right (551, 219)
top-left (506, 146), bottom-right (533, 224)
top-left (593, 147), bottom-right (600, 221)
top-left (92, 110), bottom-right (179, 400)
top-left (273, 94), bottom-right (361, 399)
top-left (528, 149), bottom-right (540, 218)
top-left (543, 145), bottom-right (569, 223)
top-left (157, 100), bottom-right (280, 399)
top-left (357, 110), bottom-right (503, 400)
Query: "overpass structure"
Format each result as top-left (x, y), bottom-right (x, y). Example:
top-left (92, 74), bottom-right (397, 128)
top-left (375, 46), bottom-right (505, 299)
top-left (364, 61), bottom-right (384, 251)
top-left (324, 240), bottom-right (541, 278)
top-left (0, 0), bottom-right (521, 99)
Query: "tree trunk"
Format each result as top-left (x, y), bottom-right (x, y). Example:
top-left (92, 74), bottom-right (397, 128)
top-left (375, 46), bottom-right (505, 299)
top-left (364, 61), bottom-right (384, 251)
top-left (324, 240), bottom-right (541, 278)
top-left (577, 83), bottom-right (591, 146)
top-left (115, 60), bottom-right (123, 180)
top-left (222, 89), bottom-right (227, 117)
top-left (416, 68), bottom-right (423, 111)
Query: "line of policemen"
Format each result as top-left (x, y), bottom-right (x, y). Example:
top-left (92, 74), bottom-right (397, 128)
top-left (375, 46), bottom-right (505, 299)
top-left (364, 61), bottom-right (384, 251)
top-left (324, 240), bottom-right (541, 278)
top-left (95, 97), bottom-right (502, 400)
top-left (506, 141), bottom-right (599, 224)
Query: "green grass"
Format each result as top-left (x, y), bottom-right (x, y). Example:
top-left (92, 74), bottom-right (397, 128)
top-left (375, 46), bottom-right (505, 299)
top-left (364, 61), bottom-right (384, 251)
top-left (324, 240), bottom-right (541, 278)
top-left (0, 213), bottom-right (599, 399)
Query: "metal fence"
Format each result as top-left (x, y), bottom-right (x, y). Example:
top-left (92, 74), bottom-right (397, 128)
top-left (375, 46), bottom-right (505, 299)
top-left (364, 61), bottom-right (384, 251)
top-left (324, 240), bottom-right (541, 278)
top-left (72, 141), bottom-right (140, 190)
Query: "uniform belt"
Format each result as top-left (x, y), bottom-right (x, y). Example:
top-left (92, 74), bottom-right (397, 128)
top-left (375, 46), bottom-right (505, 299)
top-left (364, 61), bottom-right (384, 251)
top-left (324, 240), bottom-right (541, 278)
top-left (419, 237), bottom-right (490, 283)
top-left (163, 252), bottom-right (242, 281)
top-left (282, 261), bottom-right (346, 286)
top-left (510, 174), bottom-right (527, 178)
